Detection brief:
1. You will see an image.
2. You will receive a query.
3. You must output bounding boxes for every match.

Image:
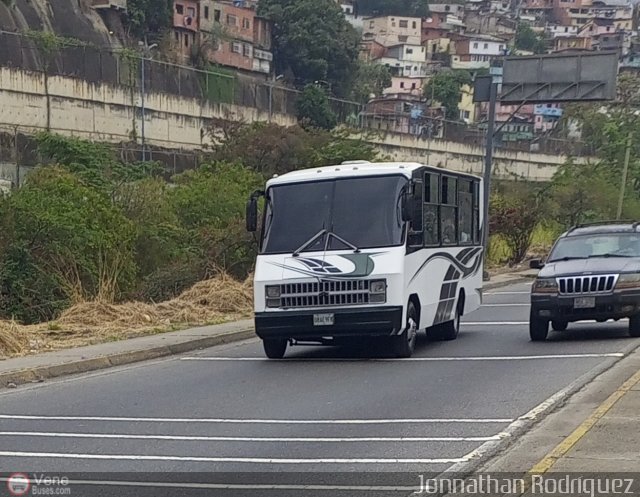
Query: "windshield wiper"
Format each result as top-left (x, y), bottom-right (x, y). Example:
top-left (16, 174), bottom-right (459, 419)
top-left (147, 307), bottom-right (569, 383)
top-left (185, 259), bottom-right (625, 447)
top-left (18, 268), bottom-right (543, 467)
top-left (292, 229), bottom-right (361, 257)
top-left (293, 229), bottom-right (327, 257)
top-left (328, 231), bottom-right (361, 253)
top-left (588, 253), bottom-right (634, 258)
top-left (548, 256), bottom-right (588, 262)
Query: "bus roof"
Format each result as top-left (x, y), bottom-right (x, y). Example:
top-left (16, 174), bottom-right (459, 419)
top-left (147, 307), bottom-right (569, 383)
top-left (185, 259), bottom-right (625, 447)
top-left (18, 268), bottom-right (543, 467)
top-left (266, 161), bottom-right (481, 188)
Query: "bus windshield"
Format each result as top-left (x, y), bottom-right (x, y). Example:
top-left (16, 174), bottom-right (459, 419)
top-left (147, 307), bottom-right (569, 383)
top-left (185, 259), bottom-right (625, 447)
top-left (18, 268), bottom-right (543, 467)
top-left (261, 175), bottom-right (408, 254)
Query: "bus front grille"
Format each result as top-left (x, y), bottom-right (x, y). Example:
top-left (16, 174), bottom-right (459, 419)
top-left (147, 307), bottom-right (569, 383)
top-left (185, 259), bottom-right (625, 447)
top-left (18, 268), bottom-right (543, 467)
top-left (279, 280), bottom-right (371, 309)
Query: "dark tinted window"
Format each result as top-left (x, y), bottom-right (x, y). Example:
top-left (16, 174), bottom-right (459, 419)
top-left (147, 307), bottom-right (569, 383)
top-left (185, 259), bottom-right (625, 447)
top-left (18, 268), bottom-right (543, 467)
top-left (262, 176), bottom-right (408, 254)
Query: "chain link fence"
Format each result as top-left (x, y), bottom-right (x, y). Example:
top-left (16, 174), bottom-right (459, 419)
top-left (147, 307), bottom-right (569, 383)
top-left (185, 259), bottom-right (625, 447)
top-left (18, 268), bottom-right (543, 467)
top-left (0, 125), bottom-right (207, 187)
top-left (0, 30), bottom-right (594, 158)
top-left (0, 31), bottom-right (362, 123)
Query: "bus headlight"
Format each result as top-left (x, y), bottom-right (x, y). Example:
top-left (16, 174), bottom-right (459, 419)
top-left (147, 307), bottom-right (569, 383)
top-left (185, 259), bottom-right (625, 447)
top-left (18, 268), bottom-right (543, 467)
top-left (266, 285), bottom-right (281, 298)
top-left (369, 279), bottom-right (387, 304)
top-left (266, 285), bottom-right (281, 308)
top-left (532, 278), bottom-right (558, 294)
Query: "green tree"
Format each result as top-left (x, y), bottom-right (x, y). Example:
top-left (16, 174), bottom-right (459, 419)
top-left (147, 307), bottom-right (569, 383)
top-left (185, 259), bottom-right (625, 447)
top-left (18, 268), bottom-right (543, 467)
top-left (296, 84), bottom-right (338, 130)
top-left (423, 70), bottom-right (472, 120)
top-left (357, 0), bottom-right (429, 16)
top-left (0, 168), bottom-right (136, 323)
top-left (257, 0), bottom-right (360, 97)
top-left (546, 159), bottom-right (627, 228)
top-left (35, 133), bottom-right (162, 195)
top-left (546, 74), bottom-right (640, 228)
top-left (515, 22), bottom-right (547, 54)
top-left (125, 0), bottom-right (173, 40)
top-left (169, 162), bottom-right (263, 277)
top-left (351, 62), bottom-right (392, 103)
top-left (209, 121), bottom-right (380, 177)
top-left (489, 182), bottom-right (545, 264)
top-left (115, 178), bottom-right (190, 282)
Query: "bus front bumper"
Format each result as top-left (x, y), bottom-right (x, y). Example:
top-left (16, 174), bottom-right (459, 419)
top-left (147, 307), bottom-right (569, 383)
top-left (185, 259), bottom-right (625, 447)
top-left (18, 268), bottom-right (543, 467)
top-left (254, 306), bottom-right (404, 341)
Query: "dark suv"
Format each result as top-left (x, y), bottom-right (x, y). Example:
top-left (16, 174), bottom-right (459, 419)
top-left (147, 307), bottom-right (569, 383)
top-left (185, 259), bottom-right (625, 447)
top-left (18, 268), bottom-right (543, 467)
top-left (529, 221), bottom-right (640, 341)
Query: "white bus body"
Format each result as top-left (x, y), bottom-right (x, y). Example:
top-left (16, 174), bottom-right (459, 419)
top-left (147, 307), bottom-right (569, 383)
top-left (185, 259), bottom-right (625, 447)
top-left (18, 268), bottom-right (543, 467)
top-left (247, 161), bottom-right (484, 359)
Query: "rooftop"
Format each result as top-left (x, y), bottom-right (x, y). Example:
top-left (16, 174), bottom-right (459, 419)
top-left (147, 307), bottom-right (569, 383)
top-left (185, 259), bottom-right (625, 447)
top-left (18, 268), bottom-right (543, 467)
top-left (266, 161), bottom-right (481, 187)
top-left (266, 162), bottom-right (423, 187)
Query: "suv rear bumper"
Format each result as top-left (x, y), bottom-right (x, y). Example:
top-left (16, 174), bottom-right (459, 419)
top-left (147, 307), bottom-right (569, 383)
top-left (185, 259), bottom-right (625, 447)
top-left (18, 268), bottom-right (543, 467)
top-left (255, 306), bottom-right (404, 341)
top-left (531, 291), bottom-right (640, 322)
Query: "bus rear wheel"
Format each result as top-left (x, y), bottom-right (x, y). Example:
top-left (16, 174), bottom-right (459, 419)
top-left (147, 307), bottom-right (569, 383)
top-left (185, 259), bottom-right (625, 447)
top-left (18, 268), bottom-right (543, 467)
top-left (428, 302), bottom-right (462, 341)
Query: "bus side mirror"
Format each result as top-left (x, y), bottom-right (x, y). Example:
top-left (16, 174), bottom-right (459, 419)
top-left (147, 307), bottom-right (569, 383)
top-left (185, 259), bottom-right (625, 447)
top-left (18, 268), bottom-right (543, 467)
top-left (401, 192), bottom-right (413, 222)
top-left (246, 197), bottom-right (258, 233)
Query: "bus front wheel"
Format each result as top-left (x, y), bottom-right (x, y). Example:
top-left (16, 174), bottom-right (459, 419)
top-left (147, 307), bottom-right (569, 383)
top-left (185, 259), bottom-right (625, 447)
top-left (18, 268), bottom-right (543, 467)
top-left (263, 338), bottom-right (287, 359)
top-left (392, 301), bottom-right (418, 358)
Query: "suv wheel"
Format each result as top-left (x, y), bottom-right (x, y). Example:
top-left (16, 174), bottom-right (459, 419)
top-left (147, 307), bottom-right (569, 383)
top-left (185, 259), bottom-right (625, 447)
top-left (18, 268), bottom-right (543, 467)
top-left (552, 320), bottom-right (568, 332)
top-left (530, 311), bottom-right (549, 341)
top-left (629, 315), bottom-right (640, 338)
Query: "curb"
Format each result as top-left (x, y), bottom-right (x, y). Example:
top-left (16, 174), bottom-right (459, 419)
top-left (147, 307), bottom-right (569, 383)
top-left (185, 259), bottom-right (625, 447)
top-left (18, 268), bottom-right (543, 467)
top-left (431, 338), bottom-right (640, 493)
top-left (483, 275), bottom-right (535, 291)
top-left (0, 327), bottom-right (255, 389)
top-left (0, 273), bottom-right (534, 390)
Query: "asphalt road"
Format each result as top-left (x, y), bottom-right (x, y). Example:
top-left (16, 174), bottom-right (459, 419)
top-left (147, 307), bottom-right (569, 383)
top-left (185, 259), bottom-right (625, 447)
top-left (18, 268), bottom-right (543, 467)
top-left (0, 280), bottom-right (639, 496)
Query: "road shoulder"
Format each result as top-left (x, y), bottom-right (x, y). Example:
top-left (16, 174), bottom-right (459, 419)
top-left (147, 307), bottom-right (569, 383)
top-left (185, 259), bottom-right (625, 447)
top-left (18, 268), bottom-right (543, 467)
top-left (478, 343), bottom-right (640, 474)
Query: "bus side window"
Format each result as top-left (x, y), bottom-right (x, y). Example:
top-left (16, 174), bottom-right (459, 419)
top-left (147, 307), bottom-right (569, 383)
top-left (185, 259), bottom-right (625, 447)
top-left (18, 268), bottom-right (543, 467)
top-left (458, 179), bottom-right (473, 245)
top-left (408, 179), bottom-right (424, 247)
top-left (423, 172), bottom-right (440, 246)
top-left (473, 181), bottom-right (480, 244)
top-left (441, 176), bottom-right (457, 246)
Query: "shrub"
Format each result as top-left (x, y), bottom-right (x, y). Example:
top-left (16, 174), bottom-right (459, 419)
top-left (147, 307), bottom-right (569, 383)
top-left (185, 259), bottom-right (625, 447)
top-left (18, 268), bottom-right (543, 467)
top-left (0, 167), bottom-right (136, 322)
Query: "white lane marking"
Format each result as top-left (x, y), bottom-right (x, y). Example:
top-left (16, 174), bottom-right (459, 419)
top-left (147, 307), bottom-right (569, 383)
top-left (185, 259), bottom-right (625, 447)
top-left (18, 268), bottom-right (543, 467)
top-left (442, 350), bottom-right (628, 476)
top-left (0, 431), bottom-right (505, 443)
top-left (0, 451), bottom-right (468, 465)
top-left (0, 477), bottom-right (419, 492)
top-left (463, 321), bottom-right (528, 325)
top-left (464, 320), bottom-right (629, 325)
top-left (181, 353), bottom-right (623, 362)
top-left (481, 304), bottom-right (530, 307)
top-left (0, 414), bottom-right (512, 424)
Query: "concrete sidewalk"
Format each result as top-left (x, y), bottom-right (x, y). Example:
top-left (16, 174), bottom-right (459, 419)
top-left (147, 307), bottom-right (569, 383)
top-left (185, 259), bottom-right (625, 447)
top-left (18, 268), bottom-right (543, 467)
top-left (529, 354), bottom-right (640, 474)
top-left (472, 339), bottom-right (640, 495)
top-left (0, 269), bottom-right (535, 390)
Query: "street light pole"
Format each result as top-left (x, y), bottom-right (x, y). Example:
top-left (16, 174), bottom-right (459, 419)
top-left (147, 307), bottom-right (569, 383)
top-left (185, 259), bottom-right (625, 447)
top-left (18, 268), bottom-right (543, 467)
top-left (617, 130), bottom-right (633, 220)
top-left (138, 41), bottom-right (157, 162)
top-left (140, 54), bottom-right (146, 162)
top-left (482, 80), bottom-right (498, 273)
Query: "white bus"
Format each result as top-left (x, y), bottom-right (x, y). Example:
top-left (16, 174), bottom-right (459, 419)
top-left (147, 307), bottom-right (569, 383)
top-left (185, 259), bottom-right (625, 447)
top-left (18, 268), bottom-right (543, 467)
top-left (246, 161), bottom-right (484, 359)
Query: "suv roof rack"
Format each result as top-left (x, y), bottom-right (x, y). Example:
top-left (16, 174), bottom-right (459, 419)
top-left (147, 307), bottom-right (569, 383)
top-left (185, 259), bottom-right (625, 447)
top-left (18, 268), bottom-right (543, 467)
top-left (567, 220), bottom-right (640, 234)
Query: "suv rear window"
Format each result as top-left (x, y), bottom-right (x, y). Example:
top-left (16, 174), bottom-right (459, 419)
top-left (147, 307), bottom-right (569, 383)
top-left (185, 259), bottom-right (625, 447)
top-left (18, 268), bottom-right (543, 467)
top-left (549, 233), bottom-right (640, 261)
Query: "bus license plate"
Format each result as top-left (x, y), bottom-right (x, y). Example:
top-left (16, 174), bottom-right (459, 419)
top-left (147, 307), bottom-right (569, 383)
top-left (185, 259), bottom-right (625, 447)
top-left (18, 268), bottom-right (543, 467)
top-left (313, 314), bottom-right (335, 326)
top-left (574, 297), bottom-right (596, 309)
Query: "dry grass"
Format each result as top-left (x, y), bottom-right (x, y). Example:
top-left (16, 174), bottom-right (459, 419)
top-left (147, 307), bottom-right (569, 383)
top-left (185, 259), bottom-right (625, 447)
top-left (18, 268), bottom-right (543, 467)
top-left (0, 273), bottom-right (254, 359)
top-left (0, 320), bottom-right (29, 356)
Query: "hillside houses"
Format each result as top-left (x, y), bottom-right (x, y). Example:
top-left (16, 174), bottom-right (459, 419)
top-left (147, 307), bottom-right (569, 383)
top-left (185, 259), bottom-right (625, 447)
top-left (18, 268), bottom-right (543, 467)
top-left (335, 0), bottom-right (636, 142)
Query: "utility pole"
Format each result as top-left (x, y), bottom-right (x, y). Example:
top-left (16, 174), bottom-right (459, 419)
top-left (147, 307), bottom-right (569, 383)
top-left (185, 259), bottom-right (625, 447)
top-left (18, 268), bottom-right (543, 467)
top-left (482, 80), bottom-right (498, 275)
top-left (140, 54), bottom-right (146, 162)
top-left (617, 130), bottom-right (633, 220)
top-left (139, 40), bottom-right (157, 162)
